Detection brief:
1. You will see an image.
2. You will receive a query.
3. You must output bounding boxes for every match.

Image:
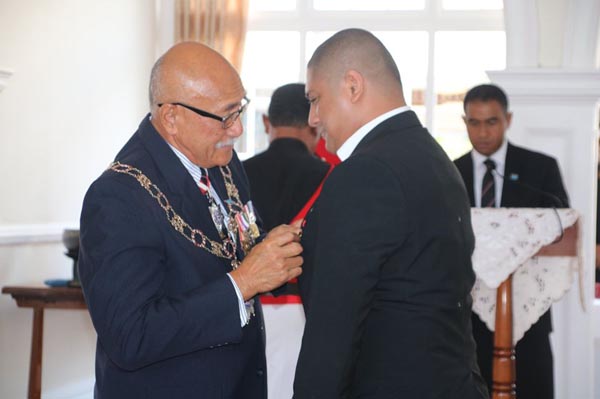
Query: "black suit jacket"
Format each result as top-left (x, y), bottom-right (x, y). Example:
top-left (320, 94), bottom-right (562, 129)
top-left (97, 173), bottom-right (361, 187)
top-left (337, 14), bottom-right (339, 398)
top-left (294, 111), bottom-right (488, 399)
top-left (454, 142), bottom-right (568, 210)
top-left (78, 115), bottom-right (266, 399)
top-left (243, 138), bottom-right (329, 230)
top-left (454, 142), bottom-right (569, 334)
top-left (454, 142), bottom-right (569, 399)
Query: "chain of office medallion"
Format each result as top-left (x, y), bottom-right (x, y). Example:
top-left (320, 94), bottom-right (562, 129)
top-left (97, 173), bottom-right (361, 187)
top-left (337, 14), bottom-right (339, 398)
top-left (220, 165), bottom-right (244, 216)
top-left (108, 161), bottom-right (238, 261)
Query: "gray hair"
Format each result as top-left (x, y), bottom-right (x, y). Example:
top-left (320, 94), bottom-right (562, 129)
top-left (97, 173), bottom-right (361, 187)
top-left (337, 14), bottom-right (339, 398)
top-left (148, 54), bottom-right (165, 108)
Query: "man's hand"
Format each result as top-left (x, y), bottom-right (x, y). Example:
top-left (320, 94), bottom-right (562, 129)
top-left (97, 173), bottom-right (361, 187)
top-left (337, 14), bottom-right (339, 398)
top-left (230, 224), bottom-right (303, 301)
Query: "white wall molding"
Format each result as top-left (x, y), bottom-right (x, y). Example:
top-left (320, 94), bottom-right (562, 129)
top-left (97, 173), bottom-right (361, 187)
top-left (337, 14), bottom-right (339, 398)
top-left (536, 0), bottom-right (568, 67)
top-left (487, 67), bottom-right (599, 399)
top-left (488, 69), bottom-right (600, 103)
top-left (503, 0), bottom-right (538, 68)
top-left (0, 223), bottom-right (77, 246)
top-left (0, 68), bottom-right (13, 93)
top-left (563, 0), bottom-right (600, 68)
top-left (504, 0), bottom-right (600, 69)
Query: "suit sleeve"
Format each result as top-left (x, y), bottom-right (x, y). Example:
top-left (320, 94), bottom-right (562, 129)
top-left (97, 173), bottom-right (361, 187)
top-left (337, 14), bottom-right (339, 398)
top-left (542, 157), bottom-right (569, 208)
top-left (78, 176), bottom-right (242, 371)
top-left (294, 156), bottom-right (407, 397)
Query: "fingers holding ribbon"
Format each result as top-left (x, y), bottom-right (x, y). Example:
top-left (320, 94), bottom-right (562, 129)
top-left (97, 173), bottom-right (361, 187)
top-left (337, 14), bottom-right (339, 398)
top-left (230, 222), bottom-right (304, 301)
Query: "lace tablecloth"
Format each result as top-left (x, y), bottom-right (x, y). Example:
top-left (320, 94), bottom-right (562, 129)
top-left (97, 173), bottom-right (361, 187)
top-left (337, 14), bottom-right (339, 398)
top-left (470, 208), bottom-right (579, 343)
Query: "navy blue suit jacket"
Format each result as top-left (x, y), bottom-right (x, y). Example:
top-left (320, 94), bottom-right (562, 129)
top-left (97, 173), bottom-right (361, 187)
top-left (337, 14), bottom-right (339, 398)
top-left (78, 115), bottom-right (266, 399)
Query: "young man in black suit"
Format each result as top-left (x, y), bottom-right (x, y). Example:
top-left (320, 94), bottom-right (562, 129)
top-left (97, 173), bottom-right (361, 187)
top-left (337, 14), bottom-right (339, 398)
top-left (454, 83), bottom-right (569, 399)
top-left (243, 83), bottom-right (330, 230)
top-left (293, 28), bottom-right (488, 399)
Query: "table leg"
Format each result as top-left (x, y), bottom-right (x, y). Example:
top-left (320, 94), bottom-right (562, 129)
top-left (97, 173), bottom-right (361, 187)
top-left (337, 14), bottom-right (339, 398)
top-left (492, 275), bottom-right (516, 399)
top-left (28, 307), bottom-right (43, 399)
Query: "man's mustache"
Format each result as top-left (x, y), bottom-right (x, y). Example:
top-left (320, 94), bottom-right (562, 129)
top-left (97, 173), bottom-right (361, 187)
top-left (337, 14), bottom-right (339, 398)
top-left (216, 139), bottom-right (237, 149)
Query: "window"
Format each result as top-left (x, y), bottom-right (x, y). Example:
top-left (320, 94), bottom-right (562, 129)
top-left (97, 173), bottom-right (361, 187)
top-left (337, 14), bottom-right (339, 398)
top-left (313, 0), bottom-right (424, 11)
top-left (253, 0), bottom-right (296, 11)
top-left (434, 31), bottom-right (505, 159)
top-left (238, 0), bottom-right (505, 161)
top-left (443, 0), bottom-right (503, 10)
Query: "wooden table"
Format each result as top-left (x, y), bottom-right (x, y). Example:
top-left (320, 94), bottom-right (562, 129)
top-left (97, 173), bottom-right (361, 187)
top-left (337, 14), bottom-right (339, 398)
top-left (492, 221), bottom-right (578, 399)
top-left (2, 286), bottom-right (87, 399)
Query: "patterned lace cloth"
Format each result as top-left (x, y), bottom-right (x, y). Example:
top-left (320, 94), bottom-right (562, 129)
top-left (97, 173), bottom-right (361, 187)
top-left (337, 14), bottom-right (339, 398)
top-left (470, 208), bottom-right (579, 344)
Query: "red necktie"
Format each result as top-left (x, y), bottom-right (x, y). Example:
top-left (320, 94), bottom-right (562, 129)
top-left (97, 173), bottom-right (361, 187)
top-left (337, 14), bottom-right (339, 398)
top-left (199, 169), bottom-right (210, 195)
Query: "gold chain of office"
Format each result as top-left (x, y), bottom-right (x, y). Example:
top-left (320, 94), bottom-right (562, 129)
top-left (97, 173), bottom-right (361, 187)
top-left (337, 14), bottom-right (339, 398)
top-left (108, 161), bottom-right (244, 268)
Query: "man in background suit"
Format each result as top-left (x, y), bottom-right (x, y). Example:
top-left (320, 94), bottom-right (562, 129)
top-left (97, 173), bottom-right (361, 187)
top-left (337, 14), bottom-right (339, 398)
top-left (454, 83), bottom-right (569, 399)
top-left (78, 42), bottom-right (303, 399)
top-left (243, 83), bottom-right (330, 399)
top-left (293, 28), bottom-right (488, 399)
top-left (243, 83), bottom-right (330, 231)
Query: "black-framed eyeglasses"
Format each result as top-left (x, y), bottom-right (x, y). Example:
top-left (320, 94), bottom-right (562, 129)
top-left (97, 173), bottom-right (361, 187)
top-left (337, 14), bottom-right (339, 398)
top-left (158, 96), bottom-right (250, 129)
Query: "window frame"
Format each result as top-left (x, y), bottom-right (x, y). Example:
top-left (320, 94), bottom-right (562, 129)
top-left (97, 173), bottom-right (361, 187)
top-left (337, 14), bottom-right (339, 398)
top-left (239, 0), bottom-right (504, 158)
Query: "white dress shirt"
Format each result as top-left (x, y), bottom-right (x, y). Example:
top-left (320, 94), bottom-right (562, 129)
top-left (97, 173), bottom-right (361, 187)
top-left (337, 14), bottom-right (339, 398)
top-left (168, 144), bottom-right (249, 327)
top-left (471, 139), bottom-right (508, 208)
top-left (336, 106), bottom-right (411, 161)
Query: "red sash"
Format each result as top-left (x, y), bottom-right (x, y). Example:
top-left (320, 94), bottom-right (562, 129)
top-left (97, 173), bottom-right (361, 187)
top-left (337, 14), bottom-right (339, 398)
top-left (259, 165), bottom-right (334, 305)
top-left (290, 164), bottom-right (333, 224)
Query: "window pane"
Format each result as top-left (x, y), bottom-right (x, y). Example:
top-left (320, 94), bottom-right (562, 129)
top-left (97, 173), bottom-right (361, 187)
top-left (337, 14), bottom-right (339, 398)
top-left (433, 31), bottom-right (506, 160)
top-left (443, 0), bottom-right (502, 10)
top-left (306, 31), bottom-right (429, 124)
top-left (239, 31), bottom-right (300, 158)
top-left (251, 95), bottom-right (271, 153)
top-left (314, 0), bottom-right (424, 11)
top-left (249, 0), bottom-right (296, 12)
top-left (375, 31), bottom-right (429, 126)
top-left (305, 31), bottom-right (334, 61)
top-left (241, 31), bottom-right (300, 88)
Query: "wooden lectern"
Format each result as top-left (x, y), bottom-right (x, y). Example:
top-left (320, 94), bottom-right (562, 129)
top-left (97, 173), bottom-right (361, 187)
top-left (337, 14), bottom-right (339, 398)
top-left (491, 222), bottom-right (578, 399)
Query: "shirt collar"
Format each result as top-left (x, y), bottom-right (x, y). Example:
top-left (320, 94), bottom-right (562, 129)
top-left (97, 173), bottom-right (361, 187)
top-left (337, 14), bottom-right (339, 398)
top-left (168, 143), bottom-right (204, 183)
top-left (337, 106), bottom-right (411, 161)
top-left (471, 139), bottom-right (508, 170)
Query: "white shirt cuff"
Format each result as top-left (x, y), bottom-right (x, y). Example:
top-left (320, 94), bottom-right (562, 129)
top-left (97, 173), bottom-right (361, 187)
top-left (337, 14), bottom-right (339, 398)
top-left (227, 273), bottom-right (249, 327)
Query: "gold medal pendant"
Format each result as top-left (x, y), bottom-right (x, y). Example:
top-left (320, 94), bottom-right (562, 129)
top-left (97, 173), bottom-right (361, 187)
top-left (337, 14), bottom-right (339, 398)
top-left (244, 201), bottom-right (261, 242)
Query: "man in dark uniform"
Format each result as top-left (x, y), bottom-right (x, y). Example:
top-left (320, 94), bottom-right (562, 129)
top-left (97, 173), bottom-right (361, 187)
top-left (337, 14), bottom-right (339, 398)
top-left (78, 42), bottom-right (303, 399)
top-left (244, 83), bottom-right (330, 230)
top-left (454, 83), bottom-right (569, 399)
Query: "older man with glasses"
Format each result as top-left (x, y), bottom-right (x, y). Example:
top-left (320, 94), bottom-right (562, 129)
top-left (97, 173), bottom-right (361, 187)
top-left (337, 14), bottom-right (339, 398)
top-left (78, 42), bottom-right (303, 399)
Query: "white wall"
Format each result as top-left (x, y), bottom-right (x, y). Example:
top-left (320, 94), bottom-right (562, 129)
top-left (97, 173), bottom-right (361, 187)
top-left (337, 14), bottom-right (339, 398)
top-left (0, 1), bottom-right (156, 397)
top-left (502, 0), bottom-right (600, 397)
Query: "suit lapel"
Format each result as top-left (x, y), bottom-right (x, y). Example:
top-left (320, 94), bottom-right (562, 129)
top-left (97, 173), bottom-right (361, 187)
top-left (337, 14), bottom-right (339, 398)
top-left (461, 156), bottom-right (475, 206)
top-left (207, 167), bottom-right (228, 205)
top-left (351, 110), bottom-right (423, 157)
top-left (137, 116), bottom-right (224, 244)
top-left (500, 143), bottom-right (520, 207)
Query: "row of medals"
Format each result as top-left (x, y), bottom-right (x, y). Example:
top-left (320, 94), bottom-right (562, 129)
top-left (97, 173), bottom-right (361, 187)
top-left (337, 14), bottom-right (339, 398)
top-left (205, 178), bottom-right (260, 323)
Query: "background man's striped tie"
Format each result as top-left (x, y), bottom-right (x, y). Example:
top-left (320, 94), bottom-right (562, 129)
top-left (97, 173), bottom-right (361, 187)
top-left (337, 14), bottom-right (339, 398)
top-left (481, 159), bottom-right (496, 207)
